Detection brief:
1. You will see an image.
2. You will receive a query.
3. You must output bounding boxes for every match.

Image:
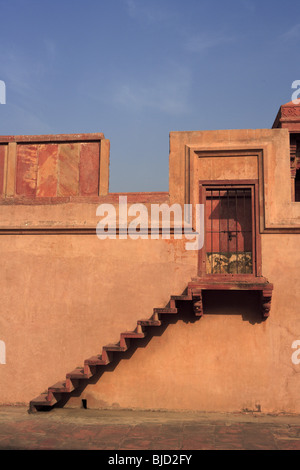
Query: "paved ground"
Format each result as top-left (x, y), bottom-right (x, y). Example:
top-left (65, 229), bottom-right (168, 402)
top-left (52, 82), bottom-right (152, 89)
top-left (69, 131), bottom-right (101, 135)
top-left (0, 405), bottom-right (300, 451)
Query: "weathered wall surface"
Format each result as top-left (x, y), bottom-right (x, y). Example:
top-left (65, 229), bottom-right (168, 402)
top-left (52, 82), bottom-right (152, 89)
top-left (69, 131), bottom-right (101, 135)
top-left (73, 233), bottom-right (300, 414)
top-left (0, 123), bottom-right (299, 413)
top-left (0, 235), bottom-right (197, 404)
top-left (0, 134), bottom-right (109, 200)
top-left (169, 128), bottom-right (300, 231)
top-left (1, 231), bottom-right (299, 413)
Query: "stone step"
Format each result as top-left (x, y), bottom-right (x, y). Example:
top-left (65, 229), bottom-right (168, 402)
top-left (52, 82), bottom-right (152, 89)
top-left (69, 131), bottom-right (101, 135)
top-left (103, 343), bottom-right (128, 352)
top-left (137, 318), bottom-right (161, 326)
top-left (120, 330), bottom-right (146, 339)
top-left (30, 392), bottom-right (59, 409)
top-left (153, 307), bottom-right (178, 314)
top-left (84, 355), bottom-right (110, 366)
top-left (29, 284), bottom-right (190, 412)
top-left (48, 380), bottom-right (75, 393)
top-left (170, 294), bottom-right (192, 301)
top-left (66, 367), bottom-right (93, 380)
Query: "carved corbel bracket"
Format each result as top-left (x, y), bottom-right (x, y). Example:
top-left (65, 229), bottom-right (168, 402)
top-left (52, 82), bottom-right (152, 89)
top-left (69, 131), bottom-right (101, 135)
top-left (261, 287), bottom-right (273, 318)
top-left (192, 290), bottom-right (203, 317)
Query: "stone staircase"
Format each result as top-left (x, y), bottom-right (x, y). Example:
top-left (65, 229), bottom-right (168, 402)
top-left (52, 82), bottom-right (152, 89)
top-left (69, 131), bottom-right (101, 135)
top-left (29, 286), bottom-right (202, 413)
top-left (29, 276), bottom-right (272, 412)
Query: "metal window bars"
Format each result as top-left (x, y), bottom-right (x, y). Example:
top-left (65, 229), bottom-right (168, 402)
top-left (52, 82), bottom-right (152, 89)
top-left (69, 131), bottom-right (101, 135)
top-left (205, 188), bottom-right (253, 274)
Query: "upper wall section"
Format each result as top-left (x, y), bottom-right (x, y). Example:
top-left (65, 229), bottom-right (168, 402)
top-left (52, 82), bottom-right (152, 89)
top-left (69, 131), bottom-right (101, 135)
top-left (0, 133), bottom-right (109, 201)
top-left (272, 101), bottom-right (300, 202)
top-left (0, 132), bottom-right (170, 233)
top-left (272, 100), bottom-right (300, 131)
top-left (1, 105), bottom-right (300, 234)
top-left (169, 128), bottom-right (300, 233)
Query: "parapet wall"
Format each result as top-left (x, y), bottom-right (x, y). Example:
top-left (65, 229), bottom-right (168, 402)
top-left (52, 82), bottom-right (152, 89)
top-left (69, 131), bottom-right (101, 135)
top-left (0, 133), bottom-right (109, 201)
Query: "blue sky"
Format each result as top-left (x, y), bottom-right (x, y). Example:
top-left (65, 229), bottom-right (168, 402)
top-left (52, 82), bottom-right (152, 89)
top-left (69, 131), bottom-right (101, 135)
top-left (0, 0), bottom-right (299, 192)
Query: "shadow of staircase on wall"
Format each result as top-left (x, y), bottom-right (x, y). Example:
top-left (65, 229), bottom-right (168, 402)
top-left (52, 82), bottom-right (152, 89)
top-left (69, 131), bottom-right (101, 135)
top-left (29, 288), bottom-right (200, 413)
top-left (29, 278), bottom-right (269, 413)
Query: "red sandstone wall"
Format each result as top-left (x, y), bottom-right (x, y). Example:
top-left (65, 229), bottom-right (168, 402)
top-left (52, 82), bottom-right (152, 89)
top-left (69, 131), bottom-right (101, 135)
top-left (0, 134), bottom-right (109, 201)
top-left (0, 235), bottom-right (197, 404)
top-left (70, 234), bottom-right (300, 414)
top-left (0, 127), bottom-right (299, 414)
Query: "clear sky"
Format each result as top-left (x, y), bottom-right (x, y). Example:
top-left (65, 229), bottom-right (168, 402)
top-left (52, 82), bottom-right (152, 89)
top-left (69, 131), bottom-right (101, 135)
top-left (0, 0), bottom-right (298, 192)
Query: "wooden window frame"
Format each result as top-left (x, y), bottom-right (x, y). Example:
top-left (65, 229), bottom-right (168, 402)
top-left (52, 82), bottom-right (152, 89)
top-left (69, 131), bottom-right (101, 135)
top-left (198, 179), bottom-right (262, 280)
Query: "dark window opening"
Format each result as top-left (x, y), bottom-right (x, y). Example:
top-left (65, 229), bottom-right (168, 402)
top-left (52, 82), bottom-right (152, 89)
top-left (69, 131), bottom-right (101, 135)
top-left (295, 169), bottom-right (300, 202)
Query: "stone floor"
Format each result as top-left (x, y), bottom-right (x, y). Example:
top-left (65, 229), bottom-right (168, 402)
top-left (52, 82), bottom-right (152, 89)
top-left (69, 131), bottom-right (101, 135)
top-left (0, 406), bottom-right (300, 451)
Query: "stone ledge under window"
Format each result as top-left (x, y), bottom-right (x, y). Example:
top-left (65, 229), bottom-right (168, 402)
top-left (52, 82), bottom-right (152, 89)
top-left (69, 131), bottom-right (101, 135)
top-left (187, 277), bottom-right (273, 319)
